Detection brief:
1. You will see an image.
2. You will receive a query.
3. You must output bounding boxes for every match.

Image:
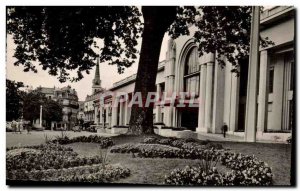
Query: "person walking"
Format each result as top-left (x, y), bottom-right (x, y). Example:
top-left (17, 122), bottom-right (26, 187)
top-left (221, 123), bottom-right (228, 138)
top-left (11, 119), bottom-right (17, 133)
top-left (17, 120), bottom-right (22, 134)
top-left (26, 122), bottom-right (31, 134)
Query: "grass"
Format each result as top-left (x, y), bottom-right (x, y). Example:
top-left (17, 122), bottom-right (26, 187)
top-left (63, 135), bottom-right (292, 186)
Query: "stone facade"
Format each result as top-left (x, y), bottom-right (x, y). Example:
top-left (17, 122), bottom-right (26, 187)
top-left (86, 6), bottom-right (295, 142)
top-left (32, 85), bottom-right (79, 130)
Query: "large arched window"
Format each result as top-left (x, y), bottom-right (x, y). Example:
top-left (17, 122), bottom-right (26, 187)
top-left (184, 47), bottom-right (200, 97)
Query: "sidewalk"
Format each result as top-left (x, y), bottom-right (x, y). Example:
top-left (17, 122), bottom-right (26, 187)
top-left (196, 132), bottom-right (289, 144)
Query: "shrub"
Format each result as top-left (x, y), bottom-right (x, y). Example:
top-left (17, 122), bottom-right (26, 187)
top-left (50, 135), bottom-right (114, 148)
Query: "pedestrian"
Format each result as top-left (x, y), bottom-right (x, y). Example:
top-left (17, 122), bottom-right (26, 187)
top-left (11, 119), bottom-right (17, 133)
top-left (17, 120), bottom-right (22, 134)
top-left (27, 122), bottom-right (31, 134)
top-left (221, 123), bottom-right (228, 138)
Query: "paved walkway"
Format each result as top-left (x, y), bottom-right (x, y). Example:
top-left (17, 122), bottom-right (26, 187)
top-left (6, 130), bottom-right (116, 148)
top-left (197, 132), bottom-right (245, 142)
top-left (196, 132), bottom-right (289, 144)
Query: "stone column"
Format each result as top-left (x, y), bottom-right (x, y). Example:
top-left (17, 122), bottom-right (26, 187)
top-left (204, 62), bottom-right (214, 132)
top-left (156, 84), bottom-right (162, 123)
top-left (245, 6), bottom-right (260, 142)
top-left (94, 106), bottom-right (98, 125)
top-left (212, 55), bottom-right (225, 134)
top-left (99, 107), bottom-right (103, 125)
top-left (51, 122), bottom-right (54, 131)
top-left (124, 97), bottom-right (131, 125)
top-left (257, 50), bottom-right (269, 133)
top-left (39, 105), bottom-right (43, 128)
top-left (197, 64), bottom-right (207, 132)
top-left (111, 97), bottom-right (119, 127)
top-left (119, 98), bottom-right (124, 126)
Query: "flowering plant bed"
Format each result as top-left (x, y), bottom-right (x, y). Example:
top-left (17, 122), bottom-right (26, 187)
top-left (6, 143), bottom-right (130, 183)
top-left (7, 143), bottom-right (103, 179)
top-left (15, 164), bottom-right (130, 183)
top-left (165, 165), bottom-right (272, 186)
top-left (110, 137), bottom-right (273, 186)
top-left (50, 135), bottom-right (114, 148)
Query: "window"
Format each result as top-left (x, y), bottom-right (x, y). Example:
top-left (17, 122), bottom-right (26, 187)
top-left (184, 47), bottom-right (200, 97)
top-left (269, 66), bottom-right (274, 93)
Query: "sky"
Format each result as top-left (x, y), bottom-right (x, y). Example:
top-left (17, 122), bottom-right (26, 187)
top-left (6, 33), bottom-right (170, 101)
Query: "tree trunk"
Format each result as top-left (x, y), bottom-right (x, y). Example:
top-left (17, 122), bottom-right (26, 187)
top-left (127, 6), bottom-right (177, 135)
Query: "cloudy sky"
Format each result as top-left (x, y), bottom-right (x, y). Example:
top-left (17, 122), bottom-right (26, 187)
top-left (6, 33), bottom-right (169, 101)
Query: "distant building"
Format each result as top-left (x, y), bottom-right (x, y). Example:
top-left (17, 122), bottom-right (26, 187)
top-left (77, 101), bottom-right (85, 121)
top-left (84, 57), bottom-right (105, 123)
top-left (32, 85), bottom-right (79, 130)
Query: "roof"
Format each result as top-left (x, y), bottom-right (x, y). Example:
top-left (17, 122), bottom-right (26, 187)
top-left (38, 87), bottom-right (54, 95)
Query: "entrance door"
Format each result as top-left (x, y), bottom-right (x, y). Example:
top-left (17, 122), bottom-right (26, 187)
top-left (180, 107), bottom-right (198, 131)
top-left (282, 52), bottom-right (294, 131)
top-left (237, 57), bottom-right (249, 131)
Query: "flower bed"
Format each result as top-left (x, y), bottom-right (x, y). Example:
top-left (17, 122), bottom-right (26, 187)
top-left (7, 143), bottom-right (103, 180)
top-left (165, 165), bottom-right (272, 186)
top-left (111, 138), bottom-right (273, 186)
top-left (110, 143), bottom-right (180, 154)
top-left (14, 164), bottom-right (130, 183)
top-left (142, 137), bottom-right (219, 150)
top-left (50, 135), bottom-right (114, 148)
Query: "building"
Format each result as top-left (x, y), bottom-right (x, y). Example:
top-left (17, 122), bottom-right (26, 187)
top-left (77, 101), bottom-right (85, 121)
top-left (84, 57), bottom-right (105, 123)
top-left (88, 6), bottom-right (295, 142)
top-left (32, 85), bottom-right (79, 130)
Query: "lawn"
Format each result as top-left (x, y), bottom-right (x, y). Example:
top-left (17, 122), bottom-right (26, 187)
top-left (63, 135), bottom-right (291, 186)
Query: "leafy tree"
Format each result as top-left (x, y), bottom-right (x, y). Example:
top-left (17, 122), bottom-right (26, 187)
top-left (23, 90), bottom-right (62, 126)
top-left (7, 6), bottom-right (272, 135)
top-left (6, 79), bottom-right (25, 121)
top-left (43, 99), bottom-right (63, 128)
top-left (22, 90), bottom-right (45, 123)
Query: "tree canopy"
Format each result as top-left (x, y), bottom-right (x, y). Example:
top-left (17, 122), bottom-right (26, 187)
top-left (7, 6), bottom-right (142, 82)
top-left (7, 6), bottom-right (272, 82)
top-left (6, 79), bottom-right (25, 121)
top-left (22, 90), bottom-right (62, 124)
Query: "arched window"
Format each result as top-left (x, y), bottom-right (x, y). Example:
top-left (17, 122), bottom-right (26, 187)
top-left (184, 47), bottom-right (200, 97)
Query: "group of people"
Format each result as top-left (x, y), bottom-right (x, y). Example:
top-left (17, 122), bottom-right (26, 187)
top-left (10, 119), bottom-right (31, 134)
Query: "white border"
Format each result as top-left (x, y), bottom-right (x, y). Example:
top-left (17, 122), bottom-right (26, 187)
top-left (1, 1), bottom-right (298, 191)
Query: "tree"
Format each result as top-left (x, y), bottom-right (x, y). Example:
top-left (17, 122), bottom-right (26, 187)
top-left (22, 90), bottom-right (45, 123)
top-left (7, 6), bottom-right (273, 135)
top-left (23, 90), bottom-right (62, 126)
top-left (6, 79), bottom-right (25, 121)
top-left (43, 99), bottom-right (63, 128)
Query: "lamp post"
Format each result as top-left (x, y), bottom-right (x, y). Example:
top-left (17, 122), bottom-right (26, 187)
top-left (40, 105), bottom-right (43, 129)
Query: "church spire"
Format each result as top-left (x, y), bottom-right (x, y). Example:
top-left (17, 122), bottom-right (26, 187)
top-left (92, 57), bottom-right (102, 94)
top-left (94, 57), bottom-right (100, 80)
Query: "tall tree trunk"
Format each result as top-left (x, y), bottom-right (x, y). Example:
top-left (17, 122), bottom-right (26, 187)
top-left (127, 6), bottom-right (177, 135)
